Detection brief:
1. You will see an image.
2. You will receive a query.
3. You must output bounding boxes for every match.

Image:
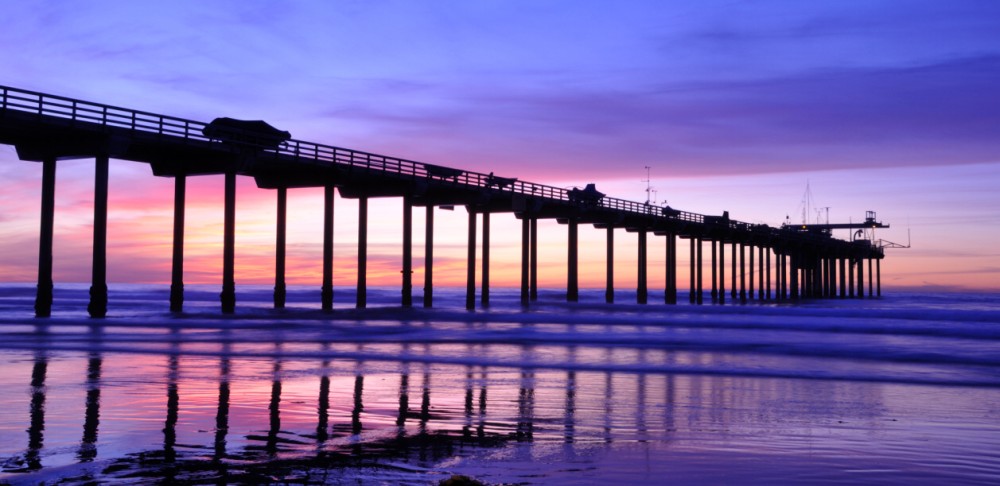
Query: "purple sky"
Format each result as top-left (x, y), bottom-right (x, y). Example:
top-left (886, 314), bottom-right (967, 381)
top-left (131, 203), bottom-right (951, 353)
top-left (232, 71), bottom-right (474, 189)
top-left (1, 1), bottom-right (999, 290)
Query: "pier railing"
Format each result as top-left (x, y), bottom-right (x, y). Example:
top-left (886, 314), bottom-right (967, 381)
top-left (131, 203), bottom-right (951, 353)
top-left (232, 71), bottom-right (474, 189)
top-left (2, 84), bottom-right (776, 232)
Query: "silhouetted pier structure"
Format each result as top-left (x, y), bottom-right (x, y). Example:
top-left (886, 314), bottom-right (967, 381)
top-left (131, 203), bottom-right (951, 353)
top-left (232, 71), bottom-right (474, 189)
top-left (0, 85), bottom-right (885, 317)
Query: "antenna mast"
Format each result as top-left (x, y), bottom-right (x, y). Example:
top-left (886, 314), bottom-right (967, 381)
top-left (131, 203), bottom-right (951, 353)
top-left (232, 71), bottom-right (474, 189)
top-left (643, 166), bottom-right (655, 205)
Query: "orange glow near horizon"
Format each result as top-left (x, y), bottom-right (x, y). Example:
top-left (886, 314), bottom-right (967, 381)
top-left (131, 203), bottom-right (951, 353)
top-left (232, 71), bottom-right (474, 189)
top-left (2, 158), bottom-right (999, 293)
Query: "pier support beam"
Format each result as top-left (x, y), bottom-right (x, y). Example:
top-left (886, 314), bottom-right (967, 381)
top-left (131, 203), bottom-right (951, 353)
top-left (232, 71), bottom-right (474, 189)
top-left (765, 248), bottom-right (771, 300)
top-left (719, 240), bottom-right (725, 305)
top-left (35, 157), bottom-right (56, 318)
top-left (731, 243), bottom-right (737, 300)
top-left (357, 197), bottom-right (368, 309)
top-left (711, 239), bottom-right (717, 302)
top-left (790, 252), bottom-right (799, 300)
top-left (88, 154), bottom-right (109, 318)
top-left (466, 209), bottom-right (477, 310)
top-left (848, 258), bottom-right (855, 298)
top-left (521, 216), bottom-right (530, 305)
top-left (637, 229), bottom-right (647, 304)
top-left (748, 244), bottom-right (754, 300)
top-left (857, 258), bottom-right (865, 299)
top-left (689, 238), bottom-right (696, 304)
top-left (273, 187), bottom-right (286, 309)
top-left (696, 238), bottom-right (703, 305)
top-left (604, 225), bottom-right (615, 304)
top-left (220, 170), bottom-right (236, 314)
top-left (424, 206), bottom-right (434, 308)
top-left (665, 233), bottom-right (677, 304)
top-left (758, 246), bottom-right (765, 300)
top-left (321, 185), bottom-right (334, 311)
top-left (402, 196), bottom-right (412, 307)
top-left (877, 259), bottom-right (882, 297)
top-left (530, 218), bottom-right (538, 301)
top-left (740, 244), bottom-right (747, 303)
top-left (867, 258), bottom-right (873, 298)
top-left (839, 258), bottom-right (847, 299)
top-left (169, 175), bottom-right (186, 312)
top-left (606, 227), bottom-right (614, 304)
top-left (481, 212), bottom-right (490, 307)
top-left (567, 218), bottom-right (578, 302)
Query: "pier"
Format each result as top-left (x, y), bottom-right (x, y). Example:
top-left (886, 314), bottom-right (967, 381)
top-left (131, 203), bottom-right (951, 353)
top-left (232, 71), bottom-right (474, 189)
top-left (0, 85), bottom-right (886, 317)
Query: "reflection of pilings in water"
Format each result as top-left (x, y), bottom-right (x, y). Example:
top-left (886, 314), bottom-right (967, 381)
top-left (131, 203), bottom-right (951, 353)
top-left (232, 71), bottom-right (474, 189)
top-left (463, 367), bottom-right (474, 439)
top-left (77, 351), bottom-right (102, 462)
top-left (419, 367), bottom-right (431, 462)
top-left (214, 352), bottom-right (231, 460)
top-left (564, 370), bottom-right (576, 444)
top-left (164, 354), bottom-right (179, 464)
top-left (603, 371), bottom-right (613, 444)
top-left (266, 359), bottom-right (282, 456)
top-left (317, 373), bottom-right (330, 444)
top-left (636, 371), bottom-right (648, 443)
top-left (26, 350), bottom-right (48, 470)
top-left (352, 374), bottom-right (364, 436)
top-left (477, 370), bottom-right (487, 439)
top-left (396, 373), bottom-right (410, 429)
top-left (516, 370), bottom-right (535, 442)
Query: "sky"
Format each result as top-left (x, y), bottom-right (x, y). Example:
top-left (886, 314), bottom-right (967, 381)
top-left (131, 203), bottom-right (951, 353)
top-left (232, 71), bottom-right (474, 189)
top-left (1, 0), bottom-right (999, 292)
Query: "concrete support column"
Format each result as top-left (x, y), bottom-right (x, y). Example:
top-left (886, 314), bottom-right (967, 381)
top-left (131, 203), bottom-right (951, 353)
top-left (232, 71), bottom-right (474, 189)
top-left (220, 170), bottom-right (237, 314)
top-left (567, 218), bottom-right (579, 302)
top-left (689, 238), bottom-right (696, 304)
top-left (88, 154), bottom-right (110, 318)
top-left (868, 258), bottom-right (874, 298)
top-left (665, 233), bottom-right (677, 305)
top-left (321, 185), bottom-right (334, 311)
top-left (710, 239), bottom-right (718, 302)
top-left (731, 242), bottom-right (737, 299)
top-left (719, 240), bottom-right (725, 305)
top-left (424, 206), bottom-right (434, 308)
top-left (402, 196), bottom-right (413, 307)
top-left (696, 238), bottom-right (703, 305)
top-left (637, 229), bottom-right (647, 304)
top-left (357, 197), bottom-right (368, 309)
top-left (877, 259), bottom-right (882, 297)
top-left (857, 258), bottom-right (865, 299)
top-left (848, 258), bottom-right (855, 298)
top-left (466, 209), bottom-right (477, 310)
top-left (739, 244), bottom-right (747, 303)
top-left (521, 216), bottom-right (530, 306)
top-left (748, 244), bottom-right (755, 300)
top-left (839, 258), bottom-right (847, 299)
top-left (606, 227), bottom-right (614, 304)
top-left (530, 218), bottom-right (538, 301)
top-left (35, 157), bottom-right (57, 317)
top-left (765, 248), bottom-right (771, 300)
top-left (169, 175), bottom-right (186, 312)
top-left (273, 187), bottom-right (286, 309)
top-left (481, 212), bottom-right (490, 308)
top-left (758, 246), bottom-right (765, 300)
top-left (790, 252), bottom-right (799, 300)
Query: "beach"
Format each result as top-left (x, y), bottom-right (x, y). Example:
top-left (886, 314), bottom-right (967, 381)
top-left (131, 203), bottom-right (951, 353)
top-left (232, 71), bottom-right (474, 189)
top-left (1, 284), bottom-right (998, 484)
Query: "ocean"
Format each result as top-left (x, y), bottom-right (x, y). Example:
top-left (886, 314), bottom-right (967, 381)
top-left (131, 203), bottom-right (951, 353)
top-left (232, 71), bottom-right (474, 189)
top-left (1, 283), bottom-right (998, 485)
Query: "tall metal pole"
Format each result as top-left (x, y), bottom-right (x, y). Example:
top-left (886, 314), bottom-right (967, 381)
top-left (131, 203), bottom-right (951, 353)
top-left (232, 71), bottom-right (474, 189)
top-left (35, 157), bottom-right (56, 317)
top-left (88, 154), bottom-right (110, 318)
